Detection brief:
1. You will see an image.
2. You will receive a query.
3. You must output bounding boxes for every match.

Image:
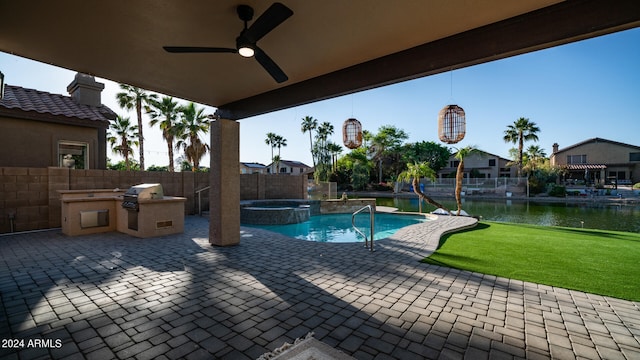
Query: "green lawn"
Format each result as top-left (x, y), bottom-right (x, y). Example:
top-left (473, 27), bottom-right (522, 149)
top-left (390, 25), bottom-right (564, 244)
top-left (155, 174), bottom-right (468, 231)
top-left (422, 221), bottom-right (640, 301)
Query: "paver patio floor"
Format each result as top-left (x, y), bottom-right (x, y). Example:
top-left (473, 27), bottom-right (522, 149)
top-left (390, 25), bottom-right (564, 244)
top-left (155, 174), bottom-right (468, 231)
top-left (1, 215), bottom-right (639, 359)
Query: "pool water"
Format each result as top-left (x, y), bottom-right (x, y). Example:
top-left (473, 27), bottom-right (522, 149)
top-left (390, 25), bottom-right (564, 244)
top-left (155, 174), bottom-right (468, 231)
top-left (246, 212), bottom-right (429, 243)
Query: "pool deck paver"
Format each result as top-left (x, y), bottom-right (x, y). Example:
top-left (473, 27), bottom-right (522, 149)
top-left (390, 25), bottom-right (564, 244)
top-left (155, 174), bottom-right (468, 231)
top-left (1, 215), bottom-right (639, 359)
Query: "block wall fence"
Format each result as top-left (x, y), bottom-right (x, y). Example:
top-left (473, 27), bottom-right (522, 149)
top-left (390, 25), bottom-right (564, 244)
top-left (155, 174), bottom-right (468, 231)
top-left (0, 167), bottom-right (307, 234)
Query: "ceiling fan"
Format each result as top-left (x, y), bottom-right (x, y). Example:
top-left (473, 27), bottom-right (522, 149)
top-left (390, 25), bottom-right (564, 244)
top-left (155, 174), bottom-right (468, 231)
top-left (163, 3), bottom-right (293, 83)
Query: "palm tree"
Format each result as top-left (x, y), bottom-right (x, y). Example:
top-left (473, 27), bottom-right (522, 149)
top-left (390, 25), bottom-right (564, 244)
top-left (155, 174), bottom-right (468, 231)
top-left (327, 142), bottom-right (343, 171)
top-left (147, 96), bottom-right (180, 172)
top-left (265, 132), bottom-right (278, 173)
top-left (316, 122), bottom-right (334, 148)
top-left (371, 125), bottom-right (409, 182)
top-left (503, 117), bottom-right (540, 177)
top-left (116, 84), bottom-right (157, 171)
top-left (274, 135), bottom-right (287, 171)
top-left (274, 135), bottom-right (287, 158)
top-left (453, 146), bottom-right (478, 216)
top-left (107, 115), bottom-right (139, 171)
top-left (526, 145), bottom-right (547, 162)
top-left (314, 122), bottom-right (335, 181)
top-left (301, 116), bottom-right (318, 168)
top-left (272, 155), bottom-right (282, 173)
top-left (397, 162), bottom-right (448, 213)
top-left (362, 129), bottom-right (372, 149)
top-left (522, 145), bottom-right (547, 173)
top-left (176, 102), bottom-right (210, 171)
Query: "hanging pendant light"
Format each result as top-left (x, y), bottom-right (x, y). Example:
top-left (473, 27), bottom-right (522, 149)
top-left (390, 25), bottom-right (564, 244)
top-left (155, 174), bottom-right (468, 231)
top-left (438, 105), bottom-right (465, 144)
top-left (342, 118), bottom-right (363, 149)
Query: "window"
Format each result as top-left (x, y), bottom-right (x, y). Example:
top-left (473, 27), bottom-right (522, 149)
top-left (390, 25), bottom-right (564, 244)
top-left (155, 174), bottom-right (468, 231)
top-left (488, 159), bottom-right (496, 166)
top-left (567, 154), bottom-right (587, 164)
top-left (58, 141), bottom-right (88, 169)
top-left (608, 171), bottom-right (626, 180)
top-left (630, 152), bottom-right (640, 161)
top-left (451, 160), bottom-right (460, 168)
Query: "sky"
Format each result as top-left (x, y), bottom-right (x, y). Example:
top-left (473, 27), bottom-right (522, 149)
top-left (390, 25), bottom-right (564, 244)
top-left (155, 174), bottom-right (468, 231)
top-left (1, 27), bottom-right (639, 169)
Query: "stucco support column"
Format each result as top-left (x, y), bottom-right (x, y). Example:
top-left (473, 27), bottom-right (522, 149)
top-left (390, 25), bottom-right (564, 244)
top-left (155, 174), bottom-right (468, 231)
top-left (209, 118), bottom-right (240, 246)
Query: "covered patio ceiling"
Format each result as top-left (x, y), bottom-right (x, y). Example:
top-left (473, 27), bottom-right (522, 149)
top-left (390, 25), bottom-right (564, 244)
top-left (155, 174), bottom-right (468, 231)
top-left (1, 1), bottom-right (639, 120)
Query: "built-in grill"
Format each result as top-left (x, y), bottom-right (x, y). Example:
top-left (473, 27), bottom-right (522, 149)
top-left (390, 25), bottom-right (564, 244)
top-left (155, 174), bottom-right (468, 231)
top-left (60, 183), bottom-right (184, 238)
top-left (122, 183), bottom-right (164, 212)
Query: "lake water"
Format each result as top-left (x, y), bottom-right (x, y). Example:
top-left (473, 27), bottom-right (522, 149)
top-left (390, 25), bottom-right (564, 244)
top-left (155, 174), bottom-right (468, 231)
top-left (376, 197), bottom-right (640, 233)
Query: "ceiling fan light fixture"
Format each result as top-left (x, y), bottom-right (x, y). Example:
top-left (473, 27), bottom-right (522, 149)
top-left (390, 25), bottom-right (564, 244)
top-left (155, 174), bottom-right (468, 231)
top-left (238, 45), bottom-right (255, 58)
top-left (164, 3), bottom-right (293, 82)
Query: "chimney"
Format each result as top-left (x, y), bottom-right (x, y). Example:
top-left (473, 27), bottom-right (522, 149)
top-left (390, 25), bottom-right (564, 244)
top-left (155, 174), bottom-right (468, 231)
top-left (552, 143), bottom-right (559, 154)
top-left (67, 73), bottom-right (105, 107)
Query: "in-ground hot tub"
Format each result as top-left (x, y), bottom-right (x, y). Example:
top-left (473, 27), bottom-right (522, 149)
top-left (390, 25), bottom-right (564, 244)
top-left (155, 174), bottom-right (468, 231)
top-left (240, 200), bottom-right (318, 225)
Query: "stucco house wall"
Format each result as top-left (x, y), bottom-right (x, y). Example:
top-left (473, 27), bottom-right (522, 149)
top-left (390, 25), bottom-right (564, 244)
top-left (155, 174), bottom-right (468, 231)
top-left (0, 73), bottom-right (114, 170)
top-left (240, 162), bottom-right (267, 174)
top-left (438, 150), bottom-right (515, 179)
top-left (551, 140), bottom-right (640, 165)
top-left (551, 138), bottom-right (640, 184)
top-left (267, 159), bottom-right (312, 175)
top-left (0, 117), bottom-right (101, 168)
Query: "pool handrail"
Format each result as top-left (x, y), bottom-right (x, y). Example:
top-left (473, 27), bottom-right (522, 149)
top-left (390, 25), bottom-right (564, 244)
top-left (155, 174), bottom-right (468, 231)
top-left (352, 205), bottom-right (375, 252)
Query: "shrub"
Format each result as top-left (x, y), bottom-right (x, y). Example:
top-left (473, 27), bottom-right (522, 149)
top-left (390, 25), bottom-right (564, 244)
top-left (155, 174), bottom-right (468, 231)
top-left (371, 182), bottom-right (393, 191)
top-left (633, 183), bottom-right (640, 189)
top-left (528, 176), bottom-right (546, 195)
top-left (548, 185), bottom-right (566, 197)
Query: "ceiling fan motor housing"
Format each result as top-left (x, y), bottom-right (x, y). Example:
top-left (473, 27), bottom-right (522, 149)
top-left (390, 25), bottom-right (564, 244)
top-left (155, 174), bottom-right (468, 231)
top-left (237, 5), bottom-right (254, 22)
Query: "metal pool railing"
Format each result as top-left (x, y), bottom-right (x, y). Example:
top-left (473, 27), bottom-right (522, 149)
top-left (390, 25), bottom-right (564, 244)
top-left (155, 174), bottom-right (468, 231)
top-left (352, 205), bottom-right (375, 252)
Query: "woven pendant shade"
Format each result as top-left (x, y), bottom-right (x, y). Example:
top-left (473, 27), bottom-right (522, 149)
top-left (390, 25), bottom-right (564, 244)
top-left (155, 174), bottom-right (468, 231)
top-left (438, 104), bottom-right (466, 144)
top-left (342, 118), bottom-right (363, 149)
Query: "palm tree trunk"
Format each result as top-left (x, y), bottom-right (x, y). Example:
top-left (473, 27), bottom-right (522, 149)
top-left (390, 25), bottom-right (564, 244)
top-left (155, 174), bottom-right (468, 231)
top-left (124, 150), bottom-right (130, 171)
top-left (191, 134), bottom-right (198, 172)
top-left (518, 132), bottom-right (524, 177)
top-left (136, 100), bottom-right (145, 171)
top-left (271, 146), bottom-right (274, 173)
top-left (167, 136), bottom-right (174, 172)
top-left (413, 178), bottom-right (448, 212)
top-left (309, 132), bottom-right (316, 168)
top-left (455, 160), bottom-right (464, 215)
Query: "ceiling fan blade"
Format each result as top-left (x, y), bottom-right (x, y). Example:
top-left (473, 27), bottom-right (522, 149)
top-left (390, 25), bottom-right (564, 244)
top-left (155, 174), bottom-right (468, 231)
top-left (254, 46), bottom-right (288, 83)
top-left (163, 46), bottom-right (237, 53)
top-left (243, 2), bottom-right (293, 43)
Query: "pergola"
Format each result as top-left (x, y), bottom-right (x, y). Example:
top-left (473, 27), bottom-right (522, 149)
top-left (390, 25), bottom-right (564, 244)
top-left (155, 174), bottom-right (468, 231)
top-left (1, 0), bottom-right (638, 245)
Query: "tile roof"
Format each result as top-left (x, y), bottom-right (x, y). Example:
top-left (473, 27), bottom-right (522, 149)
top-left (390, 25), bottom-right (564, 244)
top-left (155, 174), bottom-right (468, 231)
top-left (565, 164), bottom-right (607, 170)
top-left (241, 162), bottom-right (266, 168)
top-left (278, 160), bottom-right (311, 167)
top-left (555, 137), bottom-right (640, 153)
top-left (0, 84), bottom-right (116, 123)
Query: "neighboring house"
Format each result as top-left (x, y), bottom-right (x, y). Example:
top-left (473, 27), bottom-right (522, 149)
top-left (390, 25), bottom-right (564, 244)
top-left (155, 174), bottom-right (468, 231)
top-left (550, 138), bottom-right (640, 185)
top-left (267, 160), bottom-right (312, 175)
top-left (437, 149), bottom-right (515, 179)
top-left (0, 73), bottom-right (116, 169)
top-left (240, 162), bottom-right (267, 174)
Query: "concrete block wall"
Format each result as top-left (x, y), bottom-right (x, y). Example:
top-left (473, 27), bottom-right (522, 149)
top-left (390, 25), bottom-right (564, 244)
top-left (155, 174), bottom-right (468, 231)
top-left (240, 173), bottom-right (307, 200)
top-left (320, 198), bottom-right (376, 214)
top-left (264, 174), bottom-right (307, 199)
top-left (240, 173), bottom-right (264, 200)
top-left (0, 167), bottom-right (307, 234)
top-left (1, 167), bottom-right (50, 233)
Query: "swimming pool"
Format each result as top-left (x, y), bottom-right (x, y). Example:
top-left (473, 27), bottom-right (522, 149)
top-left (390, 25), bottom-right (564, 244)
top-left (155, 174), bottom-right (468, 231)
top-left (245, 212), bottom-right (430, 243)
